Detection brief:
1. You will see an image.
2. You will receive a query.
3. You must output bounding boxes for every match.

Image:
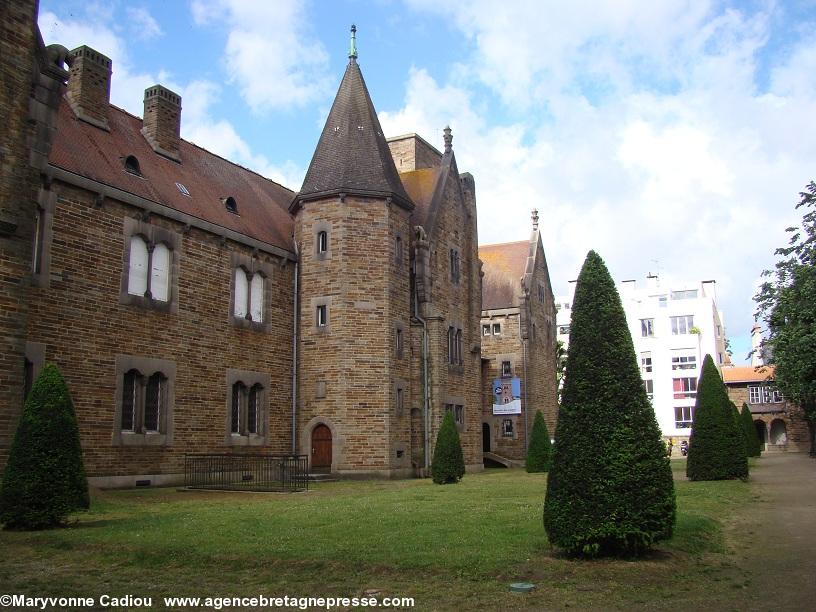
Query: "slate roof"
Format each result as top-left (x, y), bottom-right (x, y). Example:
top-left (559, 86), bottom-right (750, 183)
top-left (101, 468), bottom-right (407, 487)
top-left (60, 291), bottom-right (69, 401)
top-left (48, 96), bottom-right (296, 252)
top-left (721, 366), bottom-right (775, 383)
top-left (479, 240), bottom-right (531, 310)
top-left (291, 58), bottom-right (413, 212)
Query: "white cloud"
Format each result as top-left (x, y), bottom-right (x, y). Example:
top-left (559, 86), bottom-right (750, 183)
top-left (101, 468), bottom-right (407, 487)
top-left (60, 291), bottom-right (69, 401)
top-left (391, 1), bottom-right (816, 362)
top-left (125, 7), bottom-right (163, 40)
top-left (190, 0), bottom-right (330, 112)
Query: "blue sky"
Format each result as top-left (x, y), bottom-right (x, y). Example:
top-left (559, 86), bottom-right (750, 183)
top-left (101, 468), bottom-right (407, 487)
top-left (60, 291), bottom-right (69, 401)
top-left (39, 1), bottom-right (816, 364)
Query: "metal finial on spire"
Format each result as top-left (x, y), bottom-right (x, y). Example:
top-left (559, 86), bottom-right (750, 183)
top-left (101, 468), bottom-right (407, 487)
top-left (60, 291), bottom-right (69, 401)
top-left (443, 125), bottom-right (452, 153)
top-left (531, 209), bottom-right (539, 231)
top-left (349, 24), bottom-right (358, 60)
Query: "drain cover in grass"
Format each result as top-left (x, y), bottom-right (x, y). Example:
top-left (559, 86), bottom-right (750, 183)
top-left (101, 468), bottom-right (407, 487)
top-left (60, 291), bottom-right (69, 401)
top-left (509, 582), bottom-right (535, 593)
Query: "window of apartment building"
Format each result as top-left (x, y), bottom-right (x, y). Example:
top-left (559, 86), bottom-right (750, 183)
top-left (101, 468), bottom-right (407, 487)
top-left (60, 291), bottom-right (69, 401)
top-left (317, 304), bottom-right (328, 328)
top-left (225, 369), bottom-right (269, 445)
top-left (671, 351), bottom-right (697, 371)
top-left (673, 377), bottom-right (697, 399)
top-left (233, 268), bottom-right (265, 322)
top-left (643, 379), bottom-right (654, 400)
top-left (501, 360), bottom-right (512, 378)
top-left (671, 290), bottom-right (698, 300)
top-left (641, 352), bottom-right (653, 374)
top-left (670, 315), bottom-right (694, 335)
top-left (502, 418), bottom-right (514, 437)
top-left (482, 324), bottom-right (491, 336)
top-left (492, 323), bottom-right (501, 335)
top-left (114, 355), bottom-right (176, 446)
top-left (558, 325), bottom-right (570, 335)
top-left (675, 406), bottom-right (694, 429)
top-left (449, 248), bottom-right (460, 284)
top-left (641, 318), bottom-right (654, 337)
top-left (658, 295), bottom-right (668, 308)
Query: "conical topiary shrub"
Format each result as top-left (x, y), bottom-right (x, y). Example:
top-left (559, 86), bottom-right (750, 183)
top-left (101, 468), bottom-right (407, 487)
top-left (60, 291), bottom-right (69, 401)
top-left (526, 411), bottom-right (553, 472)
top-left (686, 356), bottom-right (749, 481)
top-left (431, 410), bottom-right (465, 484)
top-left (731, 401), bottom-right (748, 461)
top-left (0, 364), bottom-right (89, 529)
top-left (543, 251), bottom-right (675, 557)
top-left (740, 402), bottom-right (762, 457)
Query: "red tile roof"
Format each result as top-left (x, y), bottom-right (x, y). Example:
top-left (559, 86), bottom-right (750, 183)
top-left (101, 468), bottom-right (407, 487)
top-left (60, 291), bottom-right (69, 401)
top-left (479, 240), bottom-right (530, 310)
top-left (49, 95), bottom-right (295, 252)
top-left (721, 365), bottom-right (775, 383)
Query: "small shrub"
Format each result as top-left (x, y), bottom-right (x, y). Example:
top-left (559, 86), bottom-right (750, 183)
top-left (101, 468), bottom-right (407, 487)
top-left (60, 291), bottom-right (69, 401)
top-left (526, 411), bottom-right (553, 472)
top-left (431, 411), bottom-right (465, 484)
top-left (686, 356), bottom-right (749, 481)
top-left (740, 402), bottom-right (762, 457)
top-left (0, 364), bottom-right (89, 529)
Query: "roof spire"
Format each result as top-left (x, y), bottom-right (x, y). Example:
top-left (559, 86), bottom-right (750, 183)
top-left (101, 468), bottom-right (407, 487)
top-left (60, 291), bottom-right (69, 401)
top-left (349, 24), bottom-right (358, 61)
top-left (531, 208), bottom-right (539, 231)
top-left (443, 125), bottom-right (452, 153)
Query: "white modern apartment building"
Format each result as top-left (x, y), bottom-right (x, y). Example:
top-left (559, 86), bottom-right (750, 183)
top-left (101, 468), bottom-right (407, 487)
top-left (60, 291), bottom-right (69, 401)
top-left (556, 275), bottom-right (727, 438)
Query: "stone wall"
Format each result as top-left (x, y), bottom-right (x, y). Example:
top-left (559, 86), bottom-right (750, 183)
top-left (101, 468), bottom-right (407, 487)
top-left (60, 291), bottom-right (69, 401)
top-left (24, 181), bottom-right (294, 484)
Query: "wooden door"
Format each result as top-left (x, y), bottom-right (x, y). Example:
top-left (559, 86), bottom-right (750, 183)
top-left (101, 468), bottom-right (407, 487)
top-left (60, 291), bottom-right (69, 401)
top-left (311, 424), bottom-right (332, 472)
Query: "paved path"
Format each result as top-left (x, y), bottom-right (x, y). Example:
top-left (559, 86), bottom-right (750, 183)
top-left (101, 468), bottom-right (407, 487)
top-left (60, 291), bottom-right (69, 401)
top-left (732, 452), bottom-right (816, 611)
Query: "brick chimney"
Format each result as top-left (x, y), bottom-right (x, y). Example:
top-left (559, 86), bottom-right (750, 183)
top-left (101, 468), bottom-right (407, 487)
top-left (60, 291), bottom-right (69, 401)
top-left (141, 85), bottom-right (181, 162)
top-left (66, 46), bottom-right (112, 130)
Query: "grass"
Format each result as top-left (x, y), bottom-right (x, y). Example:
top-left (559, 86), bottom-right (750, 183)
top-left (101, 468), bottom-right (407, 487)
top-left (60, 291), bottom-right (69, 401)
top-left (0, 460), bottom-right (756, 610)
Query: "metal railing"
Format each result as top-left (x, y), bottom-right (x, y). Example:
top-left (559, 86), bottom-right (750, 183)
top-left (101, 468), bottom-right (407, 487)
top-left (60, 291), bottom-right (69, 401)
top-left (184, 454), bottom-right (309, 492)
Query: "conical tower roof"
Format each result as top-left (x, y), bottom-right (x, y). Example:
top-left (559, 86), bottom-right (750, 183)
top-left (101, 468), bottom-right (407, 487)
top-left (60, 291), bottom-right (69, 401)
top-left (291, 31), bottom-right (413, 212)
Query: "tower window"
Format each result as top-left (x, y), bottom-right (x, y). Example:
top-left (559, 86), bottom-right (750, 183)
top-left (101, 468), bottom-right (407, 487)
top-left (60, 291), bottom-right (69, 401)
top-left (317, 231), bottom-right (328, 254)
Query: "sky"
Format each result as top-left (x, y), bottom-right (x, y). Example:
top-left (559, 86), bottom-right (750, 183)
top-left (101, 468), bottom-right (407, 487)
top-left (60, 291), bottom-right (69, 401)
top-left (38, 0), bottom-right (816, 364)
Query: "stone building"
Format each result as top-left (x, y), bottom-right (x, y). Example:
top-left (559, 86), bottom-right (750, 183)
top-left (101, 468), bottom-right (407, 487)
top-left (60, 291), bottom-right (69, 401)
top-left (722, 365), bottom-right (812, 453)
top-left (478, 212), bottom-right (558, 463)
top-left (0, 7), bottom-right (500, 485)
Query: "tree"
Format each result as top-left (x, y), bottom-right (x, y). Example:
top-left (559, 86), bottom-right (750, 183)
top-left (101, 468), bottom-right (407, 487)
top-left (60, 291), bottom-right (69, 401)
top-left (754, 181), bottom-right (816, 454)
top-left (0, 364), bottom-right (89, 529)
top-left (526, 411), bottom-right (553, 472)
top-left (543, 251), bottom-right (675, 557)
top-left (740, 402), bottom-right (762, 457)
top-left (431, 410), bottom-right (465, 484)
top-left (555, 340), bottom-right (567, 404)
top-left (731, 401), bottom-right (748, 461)
top-left (686, 355), bottom-right (749, 481)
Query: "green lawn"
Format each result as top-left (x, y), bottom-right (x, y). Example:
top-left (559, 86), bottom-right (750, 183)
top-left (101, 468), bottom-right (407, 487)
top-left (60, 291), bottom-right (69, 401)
top-left (0, 461), bottom-right (756, 610)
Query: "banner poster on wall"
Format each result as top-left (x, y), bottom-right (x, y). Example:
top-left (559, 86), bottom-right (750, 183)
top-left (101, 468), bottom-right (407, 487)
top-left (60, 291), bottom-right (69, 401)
top-left (492, 377), bottom-right (522, 415)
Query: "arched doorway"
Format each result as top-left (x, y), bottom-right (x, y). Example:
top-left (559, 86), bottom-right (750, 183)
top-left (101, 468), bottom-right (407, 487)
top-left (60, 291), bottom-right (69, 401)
top-left (770, 419), bottom-right (788, 446)
top-left (311, 424), bottom-right (332, 473)
top-left (754, 420), bottom-right (768, 449)
top-left (482, 423), bottom-right (491, 453)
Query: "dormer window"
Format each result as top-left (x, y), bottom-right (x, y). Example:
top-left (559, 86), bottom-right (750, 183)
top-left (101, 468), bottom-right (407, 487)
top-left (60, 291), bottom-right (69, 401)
top-left (223, 196), bottom-right (238, 214)
top-left (175, 182), bottom-right (190, 197)
top-left (124, 155), bottom-right (142, 176)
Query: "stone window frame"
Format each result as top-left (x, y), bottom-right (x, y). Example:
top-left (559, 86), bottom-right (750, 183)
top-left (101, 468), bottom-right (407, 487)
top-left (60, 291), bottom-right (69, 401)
top-left (482, 323), bottom-right (491, 337)
top-left (31, 187), bottom-right (56, 288)
top-left (502, 418), bottom-right (514, 438)
top-left (449, 247), bottom-right (461, 284)
top-left (228, 251), bottom-right (275, 331)
top-left (119, 216), bottom-right (181, 314)
top-left (394, 378), bottom-right (407, 417)
top-left (492, 322), bottom-right (502, 336)
top-left (112, 354), bottom-right (176, 446)
top-left (444, 394), bottom-right (466, 431)
top-left (447, 320), bottom-right (464, 370)
top-left (395, 320), bottom-right (406, 359)
top-left (224, 368), bottom-right (270, 446)
top-left (496, 353), bottom-right (516, 379)
top-left (313, 220), bottom-right (332, 261)
top-left (312, 296), bottom-right (332, 333)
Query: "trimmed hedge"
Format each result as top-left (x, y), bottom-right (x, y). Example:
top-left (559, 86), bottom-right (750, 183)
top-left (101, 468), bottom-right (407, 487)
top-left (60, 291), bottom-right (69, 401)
top-left (526, 411), bottom-right (553, 472)
top-left (740, 402), bottom-right (762, 457)
top-left (431, 410), bottom-right (465, 484)
top-left (0, 364), bottom-right (89, 529)
top-left (543, 251), bottom-right (675, 557)
top-left (686, 356), bottom-right (749, 481)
